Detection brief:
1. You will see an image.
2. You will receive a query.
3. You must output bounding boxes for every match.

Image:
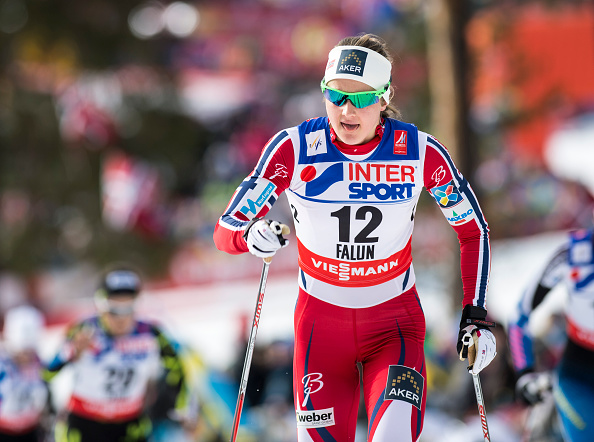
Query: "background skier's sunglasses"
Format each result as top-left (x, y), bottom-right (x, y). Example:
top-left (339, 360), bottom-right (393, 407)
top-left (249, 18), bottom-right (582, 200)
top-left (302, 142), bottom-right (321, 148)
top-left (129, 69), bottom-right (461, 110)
top-left (105, 301), bottom-right (135, 316)
top-left (96, 297), bottom-right (136, 316)
top-left (320, 79), bottom-right (389, 109)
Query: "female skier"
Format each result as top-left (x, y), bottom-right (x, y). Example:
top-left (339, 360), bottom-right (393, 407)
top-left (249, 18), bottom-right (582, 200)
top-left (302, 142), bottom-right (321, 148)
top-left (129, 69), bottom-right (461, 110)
top-left (214, 33), bottom-right (496, 442)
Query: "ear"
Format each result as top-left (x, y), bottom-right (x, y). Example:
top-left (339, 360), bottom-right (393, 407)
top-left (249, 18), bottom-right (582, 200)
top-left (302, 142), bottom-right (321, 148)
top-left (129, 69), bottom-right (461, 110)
top-left (380, 86), bottom-right (393, 111)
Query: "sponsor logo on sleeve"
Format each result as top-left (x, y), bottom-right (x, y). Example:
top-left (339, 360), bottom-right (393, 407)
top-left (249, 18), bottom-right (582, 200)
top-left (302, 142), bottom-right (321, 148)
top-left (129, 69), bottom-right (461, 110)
top-left (296, 408), bottom-right (335, 428)
top-left (431, 166), bottom-right (446, 185)
top-left (430, 180), bottom-right (462, 208)
top-left (440, 192), bottom-right (475, 226)
top-left (384, 365), bottom-right (424, 410)
top-left (336, 49), bottom-right (368, 76)
top-left (393, 130), bottom-right (408, 155)
top-left (269, 163), bottom-right (289, 180)
top-left (238, 181), bottom-right (276, 217)
top-left (447, 208), bottom-right (475, 225)
top-left (305, 130), bottom-right (327, 156)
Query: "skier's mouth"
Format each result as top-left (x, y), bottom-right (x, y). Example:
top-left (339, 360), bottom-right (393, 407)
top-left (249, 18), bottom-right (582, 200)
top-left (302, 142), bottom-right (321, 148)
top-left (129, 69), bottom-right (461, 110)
top-left (341, 122), bottom-right (359, 131)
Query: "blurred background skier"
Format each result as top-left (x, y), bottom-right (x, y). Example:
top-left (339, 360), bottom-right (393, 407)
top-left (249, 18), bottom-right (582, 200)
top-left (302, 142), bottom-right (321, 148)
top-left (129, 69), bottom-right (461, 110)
top-left (43, 265), bottom-right (195, 442)
top-left (508, 207), bottom-right (594, 441)
top-left (0, 305), bottom-right (50, 442)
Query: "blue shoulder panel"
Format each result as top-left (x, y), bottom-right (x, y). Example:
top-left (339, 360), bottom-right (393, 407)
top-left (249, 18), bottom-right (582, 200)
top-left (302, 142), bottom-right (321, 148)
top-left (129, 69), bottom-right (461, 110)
top-left (296, 117), bottom-right (420, 164)
top-left (370, 119), bottom-right (420, 161)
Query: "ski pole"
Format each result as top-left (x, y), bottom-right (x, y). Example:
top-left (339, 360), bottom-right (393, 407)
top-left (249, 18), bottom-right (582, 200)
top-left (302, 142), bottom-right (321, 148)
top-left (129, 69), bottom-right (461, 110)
top-left (230, 222), bottom-right (289, 442)
top-left (229, 257), bottom-right (270, 442)
top-left (463, 332), bottom-right (492, 442)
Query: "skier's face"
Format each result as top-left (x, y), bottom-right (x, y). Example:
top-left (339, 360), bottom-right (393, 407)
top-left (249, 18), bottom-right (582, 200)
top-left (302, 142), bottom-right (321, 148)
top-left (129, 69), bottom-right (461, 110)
top-left (12, 349), bottom-right (36, 366)
top-left (101, 296), bottom-right (136, 336)
top-left (324, 78), bottom-right (386, 146)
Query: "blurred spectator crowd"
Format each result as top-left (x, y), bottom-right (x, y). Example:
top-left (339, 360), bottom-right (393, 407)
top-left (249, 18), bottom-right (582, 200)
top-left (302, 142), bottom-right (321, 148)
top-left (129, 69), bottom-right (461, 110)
top-left (1, 0), bottom-right (593, 288)
top-left (0, 1), bottom-right (593, 440)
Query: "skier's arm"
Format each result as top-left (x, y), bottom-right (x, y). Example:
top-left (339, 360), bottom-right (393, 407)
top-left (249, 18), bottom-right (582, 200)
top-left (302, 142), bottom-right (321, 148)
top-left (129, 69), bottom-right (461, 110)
top-left (150, 324), bottom-right (193, 418)
top-left (424, 136), bottom-right (490, 310)
top-left (424, 136), bottom-right (495, 373)
top-left (508, 244), bottom-right (568, 373)
top-left (153, 325), bottom-right (185, 393)
top-left (42, 320), bottom-right (91, 382)
top-left (213, 130), bottom-right (294, 255)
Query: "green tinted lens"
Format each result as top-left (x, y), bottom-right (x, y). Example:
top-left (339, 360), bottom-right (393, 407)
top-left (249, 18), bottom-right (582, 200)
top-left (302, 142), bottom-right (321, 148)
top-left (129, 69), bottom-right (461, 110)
top-left (348, 93), bottom-right (380, 108)
top-left (322, 88), bottom-right (348, 106)
top-left (321, 82), bottom-right (384, 109)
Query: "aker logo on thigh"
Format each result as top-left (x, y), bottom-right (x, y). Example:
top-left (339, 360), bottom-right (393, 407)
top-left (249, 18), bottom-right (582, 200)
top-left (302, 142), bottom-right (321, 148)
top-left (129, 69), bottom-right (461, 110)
top-left (384, 365), bottom-right (424, 410)
top-left (296, 408), bottom-right (335, 428)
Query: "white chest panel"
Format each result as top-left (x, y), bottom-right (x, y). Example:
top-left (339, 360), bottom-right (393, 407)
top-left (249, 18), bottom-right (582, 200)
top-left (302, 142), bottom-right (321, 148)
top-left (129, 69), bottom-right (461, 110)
top-left (0, 356), bottom-right (48, 430)
top-left (286, 125), bottom-right (424, 307)
top-left (70, 332), bottom-right (160, 404)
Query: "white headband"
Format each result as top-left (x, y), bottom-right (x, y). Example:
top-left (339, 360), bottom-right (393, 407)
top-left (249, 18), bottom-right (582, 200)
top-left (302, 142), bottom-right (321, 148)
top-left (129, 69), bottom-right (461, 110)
top-left (324, 45), bottom-right (392, 104)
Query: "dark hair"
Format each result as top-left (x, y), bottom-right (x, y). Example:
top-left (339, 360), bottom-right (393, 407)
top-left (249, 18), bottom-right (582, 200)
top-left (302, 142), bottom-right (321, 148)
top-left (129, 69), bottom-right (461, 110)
top-left (335, 33), bottom-right (401, 120)
top-left (98, 263), bottom-right (142, 297)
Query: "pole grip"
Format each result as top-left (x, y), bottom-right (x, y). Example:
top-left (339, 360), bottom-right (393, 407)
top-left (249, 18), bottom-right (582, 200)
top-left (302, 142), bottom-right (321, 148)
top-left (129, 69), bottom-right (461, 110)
top-left (269, 222), bottom-right (291, 247)
top-left (467, 332), bottom-right (478, 371)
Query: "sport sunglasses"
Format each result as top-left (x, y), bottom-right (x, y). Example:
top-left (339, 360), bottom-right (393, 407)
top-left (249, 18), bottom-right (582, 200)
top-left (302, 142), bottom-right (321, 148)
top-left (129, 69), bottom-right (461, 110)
top-left (320, 79), bottom-right (390, 109)
top-left (96, 297), bottom-right (137, 316)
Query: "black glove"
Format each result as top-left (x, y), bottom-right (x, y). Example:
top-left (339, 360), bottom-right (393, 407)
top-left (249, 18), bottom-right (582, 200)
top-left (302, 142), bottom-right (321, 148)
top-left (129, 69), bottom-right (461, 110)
top-left (456, 304), bottom-right (496, 359)
top-left (515, 370), bottom-right (552, 405)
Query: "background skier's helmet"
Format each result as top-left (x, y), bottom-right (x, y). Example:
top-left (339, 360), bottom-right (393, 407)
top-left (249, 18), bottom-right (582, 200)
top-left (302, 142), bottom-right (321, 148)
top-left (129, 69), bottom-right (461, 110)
top-left (3, 305), bottom-right (45, 354)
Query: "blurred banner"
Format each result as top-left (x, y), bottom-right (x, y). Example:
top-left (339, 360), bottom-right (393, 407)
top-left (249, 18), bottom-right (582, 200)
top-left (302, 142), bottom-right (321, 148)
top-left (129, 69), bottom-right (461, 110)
top-left (101, 150), bottom-right (164, 236)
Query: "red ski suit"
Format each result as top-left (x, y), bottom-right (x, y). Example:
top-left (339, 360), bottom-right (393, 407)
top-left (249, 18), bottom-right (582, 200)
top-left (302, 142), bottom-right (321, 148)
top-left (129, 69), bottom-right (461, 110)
top-left (214, 117), bottom-right (490, 441)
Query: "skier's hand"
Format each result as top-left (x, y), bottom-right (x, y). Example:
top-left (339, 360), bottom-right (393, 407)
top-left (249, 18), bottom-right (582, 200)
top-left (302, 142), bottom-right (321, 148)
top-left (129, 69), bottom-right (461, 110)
top-left (459, 327), bottom-right (497, 374)
top-left (168, 409), bottom-right (199, 434)
top-left (243, 219), bottom-right (289, 258)
top-left (70, 326), bottom-right (94, 361)
top-left (457, 305), bottom-right (497, 374)
top-left (515, 371), bottom-right (552, 405)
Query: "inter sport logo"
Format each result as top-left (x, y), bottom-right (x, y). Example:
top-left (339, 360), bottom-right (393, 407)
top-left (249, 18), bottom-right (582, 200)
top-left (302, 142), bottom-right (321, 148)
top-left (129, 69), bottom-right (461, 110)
top-left (301, 162), bottom-right (416, 200)
top-left (303, 164), bottom-right (343, 197)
